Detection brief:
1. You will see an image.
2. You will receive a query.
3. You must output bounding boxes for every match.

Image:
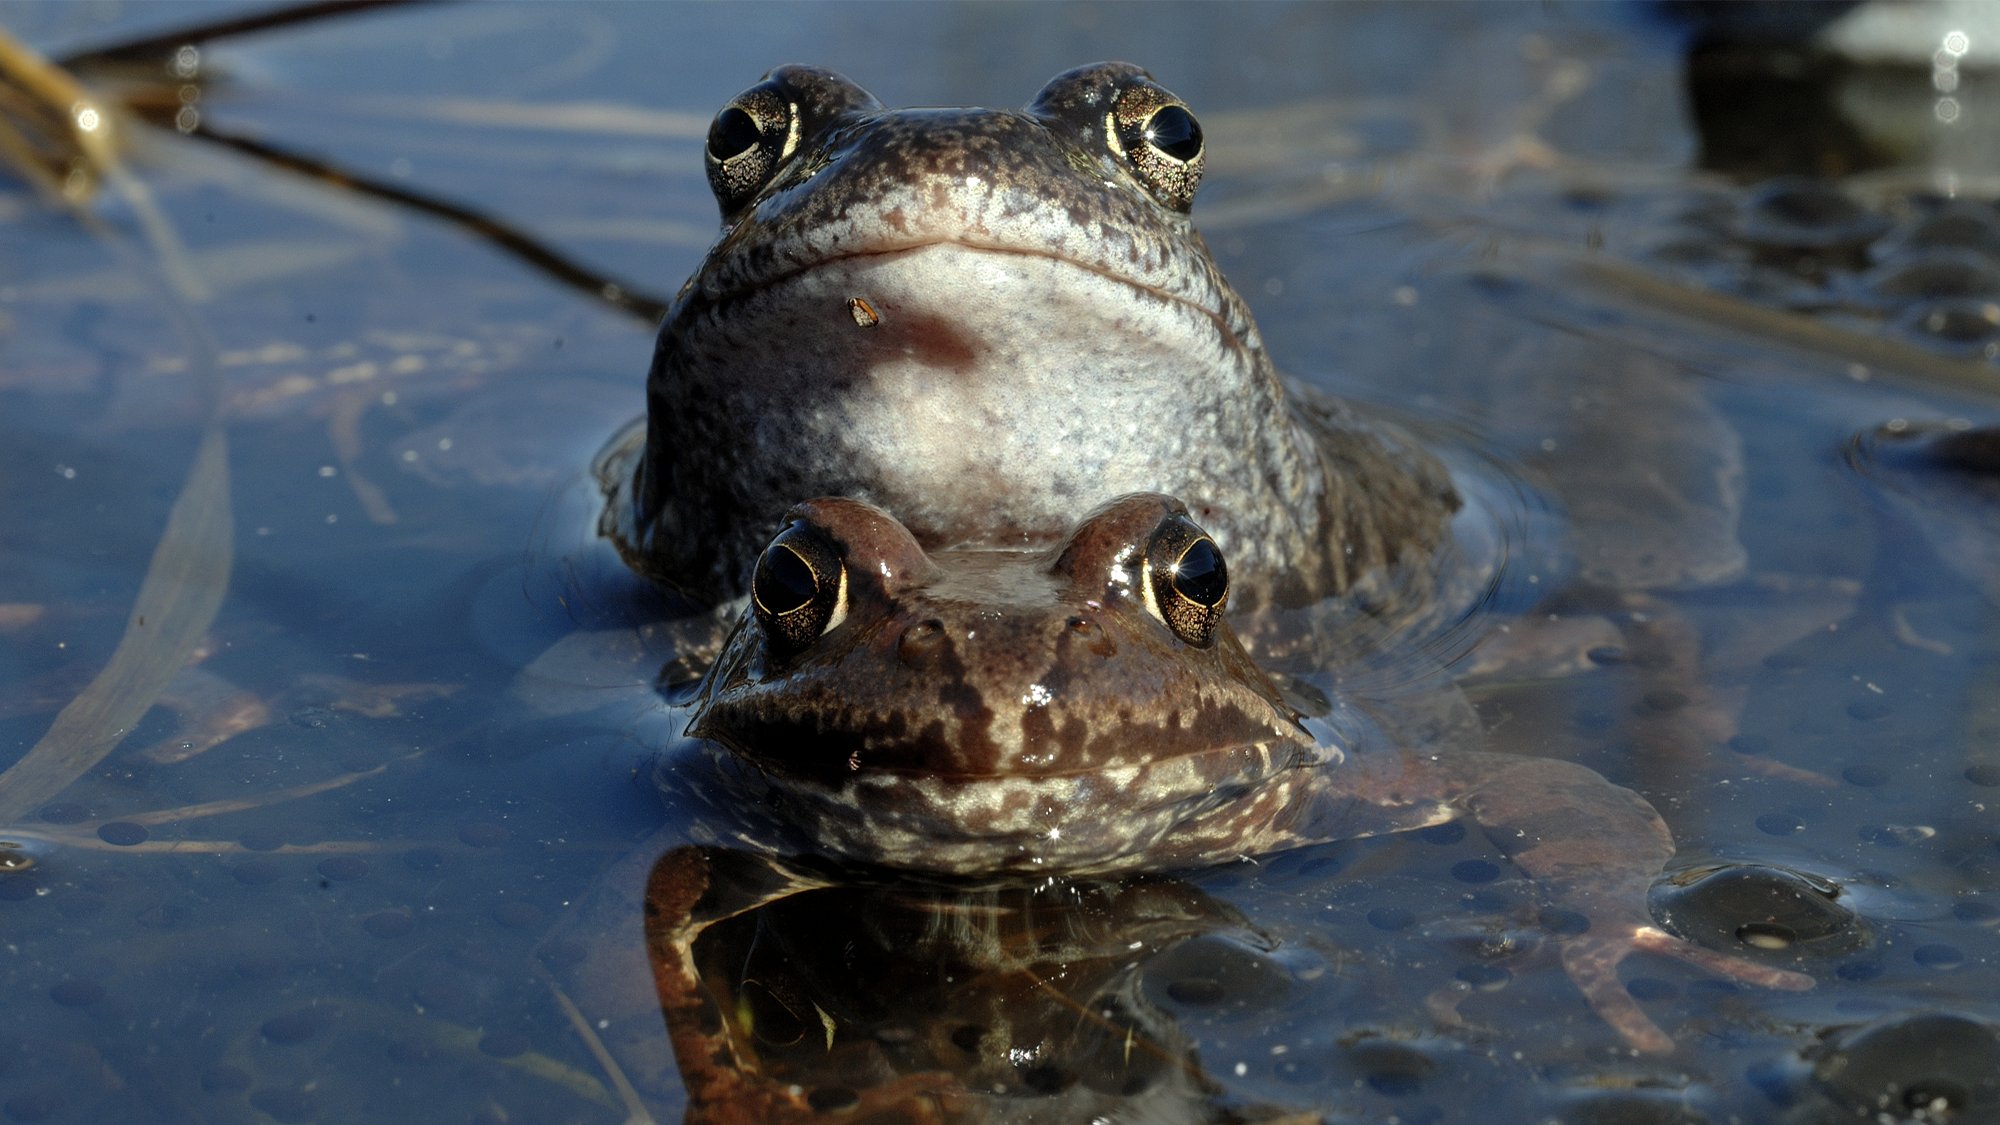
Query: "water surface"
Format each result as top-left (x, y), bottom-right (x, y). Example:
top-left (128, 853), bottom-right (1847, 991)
top-left (3, 3), bottom-right (1999, 1122)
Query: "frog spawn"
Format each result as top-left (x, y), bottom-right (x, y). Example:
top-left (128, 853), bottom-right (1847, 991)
top-left (0, 643), bottom-right (645, 1117)
top-left (1649, 863), bottom-right (1871, 964)
top-left (1847, 420), bottom-right (2000, 610)
top-left (0, 711), bottom-right (648, 1123)
top-left (1783, 1013), bottom-right (2000, 1123)
top-left (1649, 178), bottom-right (2000, 360)
top-left (15, 15), bottom-right (2000, 1112)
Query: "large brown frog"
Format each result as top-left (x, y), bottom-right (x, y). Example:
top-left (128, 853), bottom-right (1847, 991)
top-left (668, 493), bottom-right (1810, 1058)
top-left (596, 62), bottom-right (1458, 616)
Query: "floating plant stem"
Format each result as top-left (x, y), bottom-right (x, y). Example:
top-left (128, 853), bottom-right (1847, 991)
top-left (0, 29), bottom-right (234, 827)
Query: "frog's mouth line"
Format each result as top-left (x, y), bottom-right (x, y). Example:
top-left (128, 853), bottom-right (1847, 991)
top-left (679, 239), bottom-right (1252, 357)
top-left (694, 727), bottom-right (1316, 785)
top-left (692, 734), bottom-right (1325, 874)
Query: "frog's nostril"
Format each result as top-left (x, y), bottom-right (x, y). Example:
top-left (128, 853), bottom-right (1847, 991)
top-left (898, 620), bottom-right (945, 665)
top-left (1062, 615), bottom-right (1117, 658)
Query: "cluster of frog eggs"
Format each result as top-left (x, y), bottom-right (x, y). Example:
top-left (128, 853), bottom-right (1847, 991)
top-left (1647, 867), bottom-right (2000, 1121)
top-left (1147, 925), bottom-right (2000, 1122)
top-left (1649, 177), bottom-right (2000, 361)
top-left (1126, 858), bottom-right (1998, 1122)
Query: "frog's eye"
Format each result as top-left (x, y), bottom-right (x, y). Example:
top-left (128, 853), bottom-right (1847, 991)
top-left (1142, 105), bottom-right (1203, 162)
top-left (1106, 84), bottom-right (1204, 212)
top-left (1141, 515), bottom-right (1228, 647)
top-left (705, 83), bottom-right (800, 218)
top-left (751, 522), bottom-right (848, 659)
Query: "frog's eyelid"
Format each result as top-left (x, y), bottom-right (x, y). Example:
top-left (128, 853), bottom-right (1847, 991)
top-left (1137, 550), bottom-right (1163, 626)
top-left (823, 565), bottom-right (849, 635)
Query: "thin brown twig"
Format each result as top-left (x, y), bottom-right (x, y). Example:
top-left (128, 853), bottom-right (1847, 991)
top-left (189, 123), bottom-right (673, 323)
top-left (56, 0), bottom-right (428, 71)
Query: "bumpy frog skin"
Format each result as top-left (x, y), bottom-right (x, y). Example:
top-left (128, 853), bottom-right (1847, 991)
top-left (598, 62), bottom-right (1459, 612)
top-left (682, 495), bottom-right (1812, 1055)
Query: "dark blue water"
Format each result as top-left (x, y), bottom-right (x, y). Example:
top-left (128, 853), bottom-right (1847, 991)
top-left (2, 3), bottom-right (1998, 1122)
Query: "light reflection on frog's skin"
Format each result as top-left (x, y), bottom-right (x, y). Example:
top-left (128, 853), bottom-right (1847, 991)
top-left (664, 494), bottom-right (1811, 1057)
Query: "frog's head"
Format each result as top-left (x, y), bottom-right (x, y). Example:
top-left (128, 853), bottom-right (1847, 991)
top-left (680, 61), bottom-right (1225, 311)
top-left (686, 494), bottom-right (1319, 874)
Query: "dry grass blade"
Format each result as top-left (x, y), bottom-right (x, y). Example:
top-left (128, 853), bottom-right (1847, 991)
top-left (43, 0), bottom-right (672, 323)
top-left (0, 427), bottom-right (232, 824)
top-left (545, 975), bottom-right (660, 1125)
top-left (116, 753), bottom-right (405, 824)
top-left (0, 29), bottom-right (234, 826)
top-left (0, 29), bottom-right (106, 201)
top-left (4, 831), bottom-right (388, 856)
top-left (55, 0), bottom-right (421, 72)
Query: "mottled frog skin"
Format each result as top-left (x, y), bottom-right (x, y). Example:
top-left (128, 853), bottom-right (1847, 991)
top-left (598, 62), bottom-right (1458, 614)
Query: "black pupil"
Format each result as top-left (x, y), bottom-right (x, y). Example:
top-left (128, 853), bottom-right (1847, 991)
top-left (755, 544), bottom-right (818, 614)
top-left (708, 106), bottom-right (763, 161)
top-left (1144, 105), bottom-right (1202, 162)
top-left (1172, 539), bottom-right (1227, 607)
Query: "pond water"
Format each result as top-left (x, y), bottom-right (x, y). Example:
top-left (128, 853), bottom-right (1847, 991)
top-left (3, 3), bottom-right (2000, 1123)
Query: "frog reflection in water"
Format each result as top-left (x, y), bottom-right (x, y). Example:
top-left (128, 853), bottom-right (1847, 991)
top-left (594, 64), bottom-right (1813, 1057)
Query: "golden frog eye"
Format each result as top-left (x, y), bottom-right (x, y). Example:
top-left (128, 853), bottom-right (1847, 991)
top-left (1142, 514), bottom-right (1228, 647)
top-left (751, 522), bottom-right (847, 659)
top-left (1107, 82), bottom-right (1204, 212)
top-left (704, 83), bottom-right (799, 218)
